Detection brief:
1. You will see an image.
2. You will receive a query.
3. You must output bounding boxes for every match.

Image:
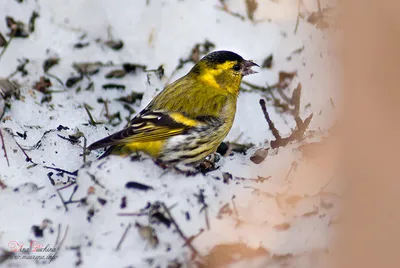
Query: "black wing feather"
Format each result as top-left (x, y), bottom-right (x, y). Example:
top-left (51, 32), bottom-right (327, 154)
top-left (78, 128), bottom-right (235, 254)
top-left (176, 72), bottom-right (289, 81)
top-left (88, 110), bottom-right (192, 151)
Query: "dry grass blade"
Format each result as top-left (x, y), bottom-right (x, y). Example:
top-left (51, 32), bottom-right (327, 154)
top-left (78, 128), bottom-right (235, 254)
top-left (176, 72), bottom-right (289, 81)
top-left (0, 129), bottom-right (9, 167)
top-left (115, 223), bottom-right (132, 251)
top-left (49, 225), bottom-right (69, 263)
top-left (161, 202), bottom-right (202, 260)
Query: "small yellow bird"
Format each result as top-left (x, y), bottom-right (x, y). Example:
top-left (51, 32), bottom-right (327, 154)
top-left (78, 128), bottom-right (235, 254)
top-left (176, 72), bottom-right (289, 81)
top-left (88, 50), bottom-right (258, 167)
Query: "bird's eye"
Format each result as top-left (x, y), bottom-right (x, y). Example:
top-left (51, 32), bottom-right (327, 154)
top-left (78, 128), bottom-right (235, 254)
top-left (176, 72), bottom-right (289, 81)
top-left (232, 64), bottom-right (241, 71)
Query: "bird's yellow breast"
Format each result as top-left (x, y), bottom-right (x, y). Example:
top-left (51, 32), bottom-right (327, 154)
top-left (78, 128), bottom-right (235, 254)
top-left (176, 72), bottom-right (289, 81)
top-left (123, 140), bottom-right (166, 158)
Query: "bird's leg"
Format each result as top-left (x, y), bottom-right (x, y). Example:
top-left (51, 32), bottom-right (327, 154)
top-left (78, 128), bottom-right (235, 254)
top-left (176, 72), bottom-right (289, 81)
top-left (153, 159), bottom-right (169, 169)
top-left (130, 152), bottom-right (142, 162)
top-left (197, 153), bottom-right (219, 174)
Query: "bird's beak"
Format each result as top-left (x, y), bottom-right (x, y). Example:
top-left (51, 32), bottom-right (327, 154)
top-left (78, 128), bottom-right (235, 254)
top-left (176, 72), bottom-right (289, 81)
top-left (242, 60), bottom-right (259, 76)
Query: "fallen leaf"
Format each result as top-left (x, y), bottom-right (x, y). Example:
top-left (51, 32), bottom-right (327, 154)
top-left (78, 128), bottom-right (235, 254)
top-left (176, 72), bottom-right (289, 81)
top-left (302, 207), bottom-right (319, 217)
top-left (278, 71), bottom-right (297, 84)
top-left (135, 222), bottom-right (159, 249)
top-left (250, 148), bottom-right (268, 164)
top-left (245, 0), bottom-right (258, 21)
top-left (201, 243), bottom-right (269, 267)
top-left (262, 54), bottom-right (273, 68)
top-left (33, 77), bottom-right (52, 93)
top-left (73, 62), bottom-right (102, 75)
top-left (273, 222), bottom-right (291, 231)
top-left (285, 195), bottom-right (303, 207)
top-left (307, 8), bottom-right (334, 29)
top-left (43, 57), bottom-right (60, 72)
top-left (5, 16), bottom-right (29, 38)
top-left (216, 203), bottom-right (233, 219)
top-left (252, 176), bottom-right (271, 183)
top-left (0, 79), bottom-right (20, 99)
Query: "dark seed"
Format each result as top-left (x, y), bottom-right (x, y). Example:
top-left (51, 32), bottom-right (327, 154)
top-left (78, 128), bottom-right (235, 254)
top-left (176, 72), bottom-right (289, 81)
top-left (105, 69), bottom-right (126, 79)
top-left (125, 181), bottom-right (153, 191)
top-left (32, 225), bottom-right (44, 237)
top-left (66, 76), bottom-right (83, 88)
top-left (104, 39), bottom-right (124, 50)
top-left (102, 83), bottom-right (125, 90)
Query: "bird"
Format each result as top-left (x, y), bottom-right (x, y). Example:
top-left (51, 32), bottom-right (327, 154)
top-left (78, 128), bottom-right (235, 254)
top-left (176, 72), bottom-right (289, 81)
top-left (88, 50), bottom-right (259, 168)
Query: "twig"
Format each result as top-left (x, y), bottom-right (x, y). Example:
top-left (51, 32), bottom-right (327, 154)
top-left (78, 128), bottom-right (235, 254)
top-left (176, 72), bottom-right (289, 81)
top-left (117, 212), bottom-right (148, 217)
top-left (7, 58), bottom-right (29, 79)
top-left (204, 207), bottom-right (210, 230)
top-left (292, 83), bottom-right (302, 116)
top-left (284, 161), bottom-right (297, 182)
top-left (43, 166), bottom-right (78, 176)
top-left (242, 80), bottom-right (274, 93)
top-left (182, 229), bottom-right (204, 247)
top-left (87, 172), bottom-right (105, 189)
top-left (55, 188), bottom-right (69, 212)
top-left (14, 140), bottom-right (35, 164)
top-left (115, 223), bottom-right (132, 251)
top-left (259, 99), bottom-right (313, 149)
top-left (259, 99), bottom-right (282, 140)
top-left (64, 185), bottom-right (79, 204)
top-left (231, 196), bottom-right (239, 219)
top-left (57, 134), bottom-right (79, 144)
top-left (316, 176), bottom-right (334, 195)
top-left (0, 128), bottom-right (10, 167)
top-left (82, 136), bottom-right (87, 164)
top-left (294, 0), bottom-right (302, 34)
top-left (230, 195), bottom-right (247, 227)
top-left (277, 87), bottom-right (292, 105)
top-left (56, 182), bottom-right (76, 191)
top-left (271, 114), bottom-right (313, 149)
top-left (161, 202), bottom-right (202, 259)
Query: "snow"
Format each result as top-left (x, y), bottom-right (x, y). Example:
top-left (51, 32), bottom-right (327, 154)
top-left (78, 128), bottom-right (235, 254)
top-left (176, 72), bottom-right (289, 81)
top-left (0, 0), bottom-right (339, 267)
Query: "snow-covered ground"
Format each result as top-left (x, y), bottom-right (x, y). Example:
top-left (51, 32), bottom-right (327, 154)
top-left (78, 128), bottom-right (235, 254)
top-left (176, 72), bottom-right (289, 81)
top-left (0, 0), bottom-right (339, 267)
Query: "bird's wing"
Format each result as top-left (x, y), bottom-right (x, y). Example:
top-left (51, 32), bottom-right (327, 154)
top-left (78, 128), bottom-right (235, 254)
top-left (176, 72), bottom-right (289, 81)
top-left (87, 109), bottom-right (200, 150)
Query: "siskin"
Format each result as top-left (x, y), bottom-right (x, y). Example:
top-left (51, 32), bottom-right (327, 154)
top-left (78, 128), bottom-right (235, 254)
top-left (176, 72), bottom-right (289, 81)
top-left (88, 50), bottom-right (258, 167)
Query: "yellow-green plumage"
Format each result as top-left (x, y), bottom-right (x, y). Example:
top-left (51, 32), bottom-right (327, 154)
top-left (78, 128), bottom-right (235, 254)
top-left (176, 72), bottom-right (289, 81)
top-left (88, 50), bottom-right (258, 166)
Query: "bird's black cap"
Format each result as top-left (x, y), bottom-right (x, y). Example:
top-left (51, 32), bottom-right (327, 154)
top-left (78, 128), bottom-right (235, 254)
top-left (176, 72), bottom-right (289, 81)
top-left (202, 50), bottom-right (244, 64)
